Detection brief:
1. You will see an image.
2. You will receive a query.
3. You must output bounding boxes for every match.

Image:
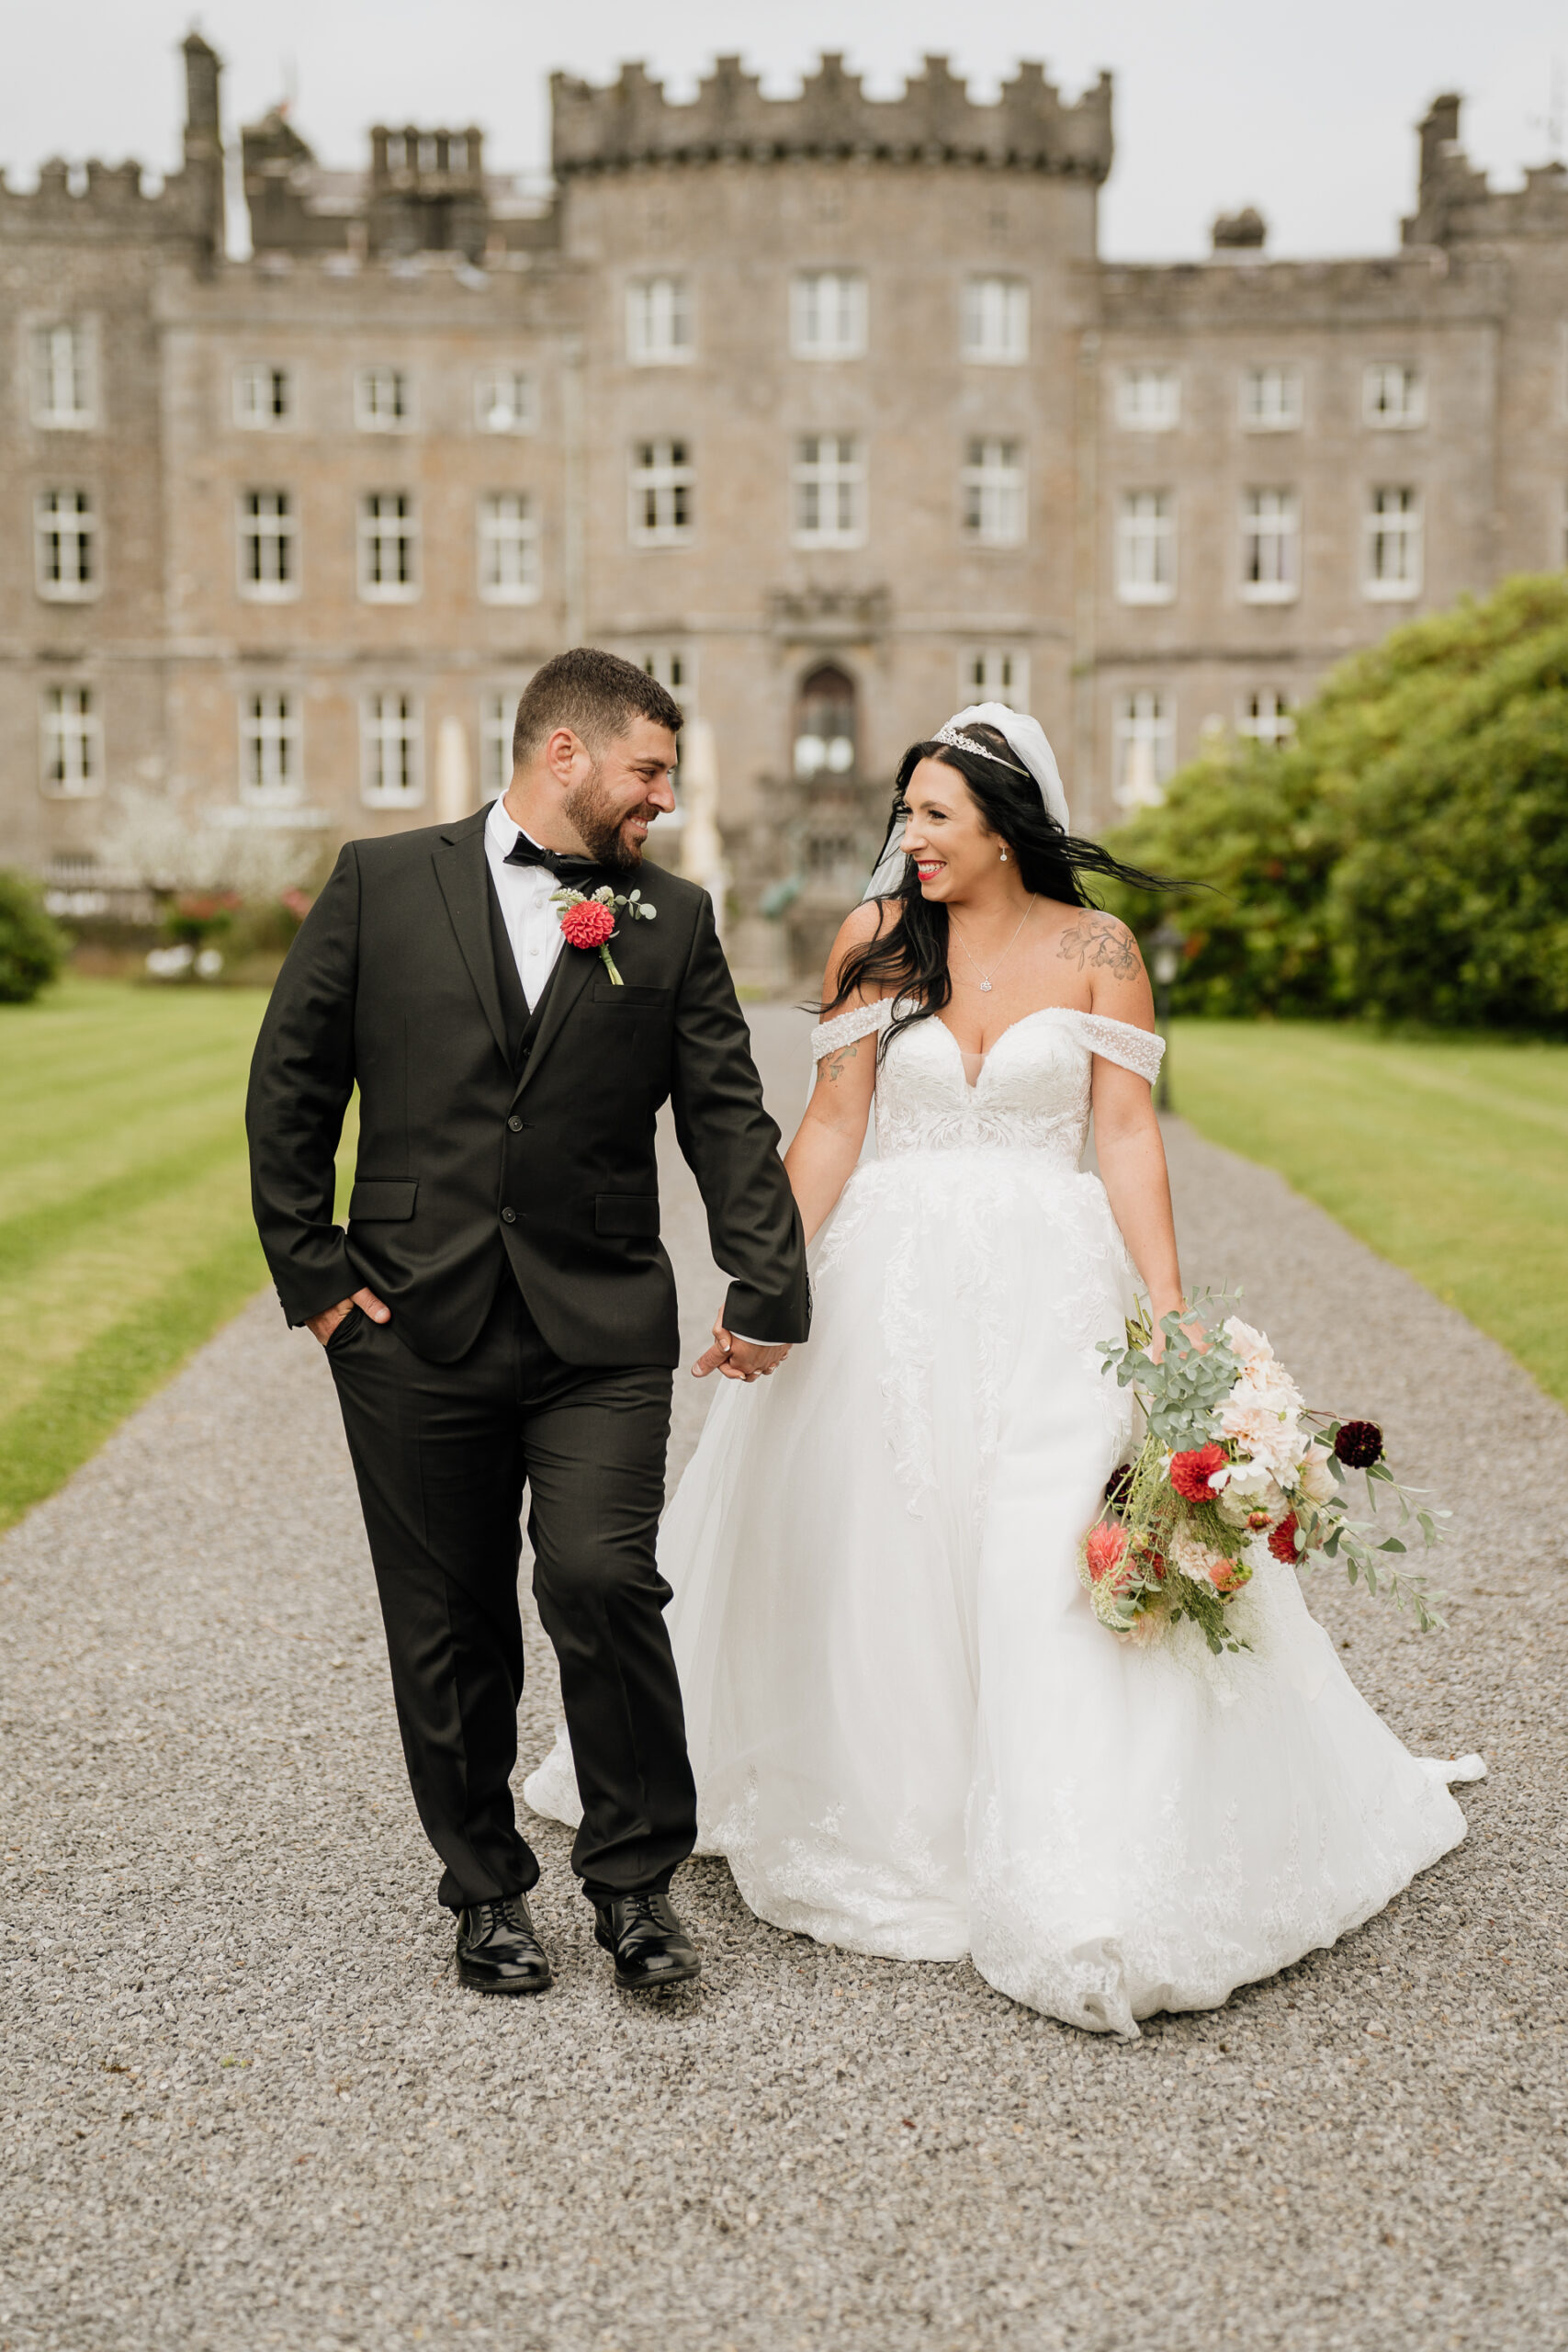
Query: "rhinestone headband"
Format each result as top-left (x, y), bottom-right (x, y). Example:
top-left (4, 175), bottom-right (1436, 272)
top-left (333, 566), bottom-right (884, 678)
top-left (932, 723), bottom-right (1032, 778)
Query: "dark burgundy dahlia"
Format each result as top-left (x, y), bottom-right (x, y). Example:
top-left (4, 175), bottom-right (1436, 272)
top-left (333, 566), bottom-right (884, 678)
top-left (1334, 1419), bottom-right (1384, 1469)
top-left (1104, 1464), bottom-right (1135, 1511)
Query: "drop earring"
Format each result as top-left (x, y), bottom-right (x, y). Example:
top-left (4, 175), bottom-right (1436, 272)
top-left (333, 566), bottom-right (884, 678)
top-left (999, 847), bottom-right (1010, 863)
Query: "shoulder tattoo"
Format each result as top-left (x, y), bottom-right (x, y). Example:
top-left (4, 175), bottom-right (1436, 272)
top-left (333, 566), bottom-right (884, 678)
top-left (1055, 916), bottom-right (1140, 978)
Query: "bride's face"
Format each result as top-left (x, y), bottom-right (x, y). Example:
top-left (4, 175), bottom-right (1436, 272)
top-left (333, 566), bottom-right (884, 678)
top-left (899, 759), bottom-right (1002, 901)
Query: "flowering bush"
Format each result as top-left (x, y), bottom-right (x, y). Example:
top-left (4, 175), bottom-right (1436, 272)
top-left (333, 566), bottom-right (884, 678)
top-left (1078, 1295), bottom-right (1446, 1654)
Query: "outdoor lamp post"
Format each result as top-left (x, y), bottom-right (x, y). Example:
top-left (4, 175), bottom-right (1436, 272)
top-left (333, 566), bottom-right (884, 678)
top-left (1147, 920), bottom-right (1186, 1114)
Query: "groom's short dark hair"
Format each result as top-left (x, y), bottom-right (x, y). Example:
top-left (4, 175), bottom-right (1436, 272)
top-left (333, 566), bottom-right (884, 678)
top-left (512, 648), bottom-right (682, 768)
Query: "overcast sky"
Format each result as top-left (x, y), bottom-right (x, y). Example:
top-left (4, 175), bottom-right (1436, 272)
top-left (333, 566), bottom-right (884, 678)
top-left (0, 0), bottom-right (1561, 262)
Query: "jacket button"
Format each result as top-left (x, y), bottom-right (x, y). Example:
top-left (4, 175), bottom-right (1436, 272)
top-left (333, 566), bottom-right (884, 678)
top-left (507, 1115), bottom-right (523, 1132)
top-left (501, 1207), bottom-right (516, 1225)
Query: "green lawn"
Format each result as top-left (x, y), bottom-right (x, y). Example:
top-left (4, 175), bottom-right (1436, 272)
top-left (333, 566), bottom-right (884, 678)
top-left (0, 978), bottom-right (355, 1534)
top-left (1168, 1021), bottom-right (1568, 1407)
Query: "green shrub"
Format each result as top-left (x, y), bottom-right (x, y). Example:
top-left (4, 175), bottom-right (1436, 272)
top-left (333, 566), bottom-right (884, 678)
top-left (0, 869), bottom-right (69, 1004)
top-left (1100, 573), bottom-right (1568, 1033)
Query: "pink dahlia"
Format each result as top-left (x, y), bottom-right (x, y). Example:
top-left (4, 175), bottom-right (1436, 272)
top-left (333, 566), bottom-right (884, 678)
top-left (559, 900), bottom-right (616, 952)
top-left (1084, 1523), bottom-right (1131, 1590)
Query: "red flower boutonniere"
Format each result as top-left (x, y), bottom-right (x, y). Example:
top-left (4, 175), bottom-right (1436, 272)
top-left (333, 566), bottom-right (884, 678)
top-left (550, 883), bottom-right (657, 986)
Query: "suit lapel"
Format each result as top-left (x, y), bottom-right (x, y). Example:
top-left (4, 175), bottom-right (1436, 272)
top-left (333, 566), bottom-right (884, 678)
top-left (432, 816), bottom-right (509, 1065)
top-left (512, 933), bottom-right (597, 1106)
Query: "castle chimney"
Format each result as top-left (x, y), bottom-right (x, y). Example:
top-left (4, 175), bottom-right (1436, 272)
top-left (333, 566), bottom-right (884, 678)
top-left (181, 30), bottom-right (224, 259)
top-left (183, 32), bottom-right (221, 139)
top-left (1418, 94), bottom-right (1462, 202)
top-left (1212, 206), bottom-right (1266, 251)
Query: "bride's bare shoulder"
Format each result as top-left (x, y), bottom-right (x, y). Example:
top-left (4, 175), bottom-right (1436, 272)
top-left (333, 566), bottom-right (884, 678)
top-left (820, 897), bottom-right (903, 1012)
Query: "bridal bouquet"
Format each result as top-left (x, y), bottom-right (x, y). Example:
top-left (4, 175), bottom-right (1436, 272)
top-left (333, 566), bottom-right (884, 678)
top-left (1078, 1299), bottom-right (1447, 1654)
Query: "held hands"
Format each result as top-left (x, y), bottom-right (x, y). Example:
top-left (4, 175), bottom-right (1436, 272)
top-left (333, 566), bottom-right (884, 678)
top-left (692, 1314), bottom-right (790, 1383)
top-left (306, 1286), bottom-right (391, 1347)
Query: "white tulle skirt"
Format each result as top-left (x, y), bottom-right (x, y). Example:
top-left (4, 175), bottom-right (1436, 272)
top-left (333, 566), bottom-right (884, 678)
top-left (525, 1146), bottom-right (1482, 2036)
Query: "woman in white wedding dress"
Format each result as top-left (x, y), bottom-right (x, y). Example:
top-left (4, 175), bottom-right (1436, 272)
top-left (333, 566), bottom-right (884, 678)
top-left (527, 704), bottom-right (1483, 2036)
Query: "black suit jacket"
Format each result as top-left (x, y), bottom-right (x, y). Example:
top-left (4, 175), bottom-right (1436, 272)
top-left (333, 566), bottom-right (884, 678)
top-left (245, 808), bottom-right (809, 1367)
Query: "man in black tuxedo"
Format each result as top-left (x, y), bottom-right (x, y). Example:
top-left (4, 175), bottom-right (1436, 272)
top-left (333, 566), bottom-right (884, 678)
top-left (247, 649), bottom-right (808, 1995)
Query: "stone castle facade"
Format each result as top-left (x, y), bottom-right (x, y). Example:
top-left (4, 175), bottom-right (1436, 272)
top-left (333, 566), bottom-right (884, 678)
top-left (4, 38), bottom-right (1566, 978)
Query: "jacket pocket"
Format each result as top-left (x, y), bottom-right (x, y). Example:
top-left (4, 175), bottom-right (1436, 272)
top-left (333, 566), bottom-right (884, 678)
top-left (594, 1193), bottom-right (660, 1238)
top-left (348, 1180), bottom-right (418, 1221)
top-left (591, 982), bottom-right (671, 1007)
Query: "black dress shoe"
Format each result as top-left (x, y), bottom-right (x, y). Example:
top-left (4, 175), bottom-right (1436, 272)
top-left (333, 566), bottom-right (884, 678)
top-left (592, 1890), bottom-right (701, 1991)
top-left (455, 1894), bottom-right (553, 1995)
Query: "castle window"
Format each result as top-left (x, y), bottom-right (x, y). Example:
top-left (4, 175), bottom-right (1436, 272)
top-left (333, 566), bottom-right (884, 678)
top-left (960, 649), bottom-right (1030, 708)
top-left (1113, 690), bottom-right (1175, 806)
top-left (238, 491), bottom-right (299, 601)
top-left (641, 648), bottom-right (694, 707)
top-left (1239, 489), bottom-right (1300, 603)
top-left (39, 685), bottom-right (102, 797)
top-left (792, 435), bottom-right (864, 548)
top-left (1115, 492), bottom-right (1176, 605)
top-left (475, 369), bottom-right (536, 433)
top-left (355, 367), bottom-right (415, 432)
top-left (1237, 689), bottom-right (1295, 747)
top-left (1364, 365), bottom-right (1426, 429)
top-left (1115, 368), bottom-right (1179, 432)
top-left (360, 692), bottom-right (423, 808)
top-left (794, 665), bottom-right (857, 778)
top-left (1364, 487), bottom-right (1422, 599)
top-left (480, 688), bottom-right (528, 802)
top-left (1240, 366), bottom-right (1303, 432)
top-left (791, 273), bottom-right (867, 361)
top-left (478, 492), bottom-right (540, 604)
top-left (962, 439), bottom-right (1025, 547)
top-left (962, 277), bottom-right (1028, 366)
top-left (629, 442), bottom-right (694, 545)
top-left (239, 690), bottom-right (302, 805)
top-left (626, 277), bottom-right (694, 367)
top-left (358, 492), bottom-right (420, 600)
top-left (35, 490), bottom-right (98, 601)
top-left (31, 324), bottom-right (95, 428)
top-left (234, 364), bottom-right (292, 428)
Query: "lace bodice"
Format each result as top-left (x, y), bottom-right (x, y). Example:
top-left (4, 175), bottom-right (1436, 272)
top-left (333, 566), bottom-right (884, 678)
top-left (809, 1001), bottom-right (1165, 1165)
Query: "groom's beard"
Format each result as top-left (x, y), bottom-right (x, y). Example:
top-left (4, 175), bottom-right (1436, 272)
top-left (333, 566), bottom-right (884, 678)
top-left (563, 769), bottom-right (657, 873)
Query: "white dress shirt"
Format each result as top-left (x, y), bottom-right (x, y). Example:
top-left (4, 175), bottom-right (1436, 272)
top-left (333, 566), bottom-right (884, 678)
top-left (483, 794), bottom-right (566, 1012)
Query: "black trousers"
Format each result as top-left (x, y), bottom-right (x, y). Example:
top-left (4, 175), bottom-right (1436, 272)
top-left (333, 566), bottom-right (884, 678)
top-left (326, 1274), bottom-right (695, 1910)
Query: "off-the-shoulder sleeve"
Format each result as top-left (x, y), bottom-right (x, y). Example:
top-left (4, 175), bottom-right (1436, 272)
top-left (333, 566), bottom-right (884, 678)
top-left (809, 1000), bottom-right (892, 1063)
top-left (1069, 1012), bottom-right (1166, 1084)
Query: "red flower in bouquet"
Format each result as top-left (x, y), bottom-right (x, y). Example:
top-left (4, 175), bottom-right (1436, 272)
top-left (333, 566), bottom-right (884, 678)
top-left (1169, 1442), bottom-right (1226, 1502)
top-left (1084, 1523), bottom-right (1132, 1592)
top-left (1268, 1513), bottom-right (1302, 1564)
top-left (559, 900), bottom-right (617, 953)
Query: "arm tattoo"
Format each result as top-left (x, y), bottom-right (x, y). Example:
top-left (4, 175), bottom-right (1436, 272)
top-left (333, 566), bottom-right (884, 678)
top-left (1055, 918), bottom-right (1139, 978)
top-left (821, 1039), bottom-right (863, 1084)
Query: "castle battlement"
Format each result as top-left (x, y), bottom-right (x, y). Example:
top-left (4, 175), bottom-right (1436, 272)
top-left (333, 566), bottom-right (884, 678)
top-left (550, 52), bottom-right (1113, 182)
top-left (1404, 92), bottom-right (1568, 245)
top-left (0, 34), bottom-right (222, 254)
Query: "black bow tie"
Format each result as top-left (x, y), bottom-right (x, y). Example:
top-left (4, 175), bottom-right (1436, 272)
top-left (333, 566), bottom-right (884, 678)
top-left (503, 832), bottom-right (603, 882)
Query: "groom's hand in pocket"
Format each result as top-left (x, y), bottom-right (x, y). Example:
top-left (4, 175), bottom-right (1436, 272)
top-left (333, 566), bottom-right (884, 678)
top-left (307, 1287), bottom-right (390, 1347)
top-left (692, 1318), bottom-right (790, 1383)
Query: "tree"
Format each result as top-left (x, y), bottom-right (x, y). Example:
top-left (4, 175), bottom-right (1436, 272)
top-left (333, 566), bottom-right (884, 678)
top-left (0, 869), bottom-right (69, 1003)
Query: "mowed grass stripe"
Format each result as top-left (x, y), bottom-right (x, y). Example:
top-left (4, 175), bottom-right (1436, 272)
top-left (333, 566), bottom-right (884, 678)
top-left (1168, 1022), bottom-right (1568, 1407)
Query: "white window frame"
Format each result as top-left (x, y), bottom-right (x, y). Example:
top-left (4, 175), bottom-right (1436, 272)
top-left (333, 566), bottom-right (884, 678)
top-left (30, 322), bottom-right (95, 429)
top-left (1116, 491), bottom-right (1176, 605)
top-left (477, 492), bottom-right (540, 605)
top-left (961, 438), bottom-right (1025, 548)
top-left (355, 366), bottom-right (415, 433)
top-left (628, 441), bottom-right (694, 547)
top-left (357, 492), bottom-right (420, 602)
top-left (39, 684), bottom-right (103, 797)
top-left (233, 363), bottom-right (292, 430)
top-left (1239, 488), bottom-right (1301, 604)
top-left (960, 648), bottom-right (1030, 708)
top-left (640, 647), bottom-right (694, 710)
top-left (360, 692), bottom-right (424, 808)
top-left (1240, 365), bottom-right (1303, 433)
top-left (1364, 486), bottom-right (1422, 601)
top-left (791, 435), bottom-right (865, 549)
top-left (1115, 367), bottom-right (1180, 433)
top-left (474, 368), bottom-right (536, 434)
top-left (1364, 364), bottom-right (1426, 430)
top-left (1113, 689), bottom-right (1176, 807)
top-left (480, 687), bottom-right (525, 803)
top-left (239, 689), bottom-right (303, 807)
top-left (1237, 689), bottom-right (1295, 747)
top-left (790, 272), bottom-right (867, 361)
top-left (34, 489), bottom-right (98, 601)
top-left (961, 277), bottom-right (1029, 366)
top-left (626, 277), bottom-right (694, 367)
top-left (237, 490), bottom-right (299, 602)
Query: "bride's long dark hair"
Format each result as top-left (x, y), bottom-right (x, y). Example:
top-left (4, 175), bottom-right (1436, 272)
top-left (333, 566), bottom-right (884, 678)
top-left (822, 723), bottom-right (1180, 1052)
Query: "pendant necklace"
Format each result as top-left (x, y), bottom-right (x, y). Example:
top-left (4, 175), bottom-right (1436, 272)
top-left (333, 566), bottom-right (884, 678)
top-left (949, 896), bottom-right (1034, 994)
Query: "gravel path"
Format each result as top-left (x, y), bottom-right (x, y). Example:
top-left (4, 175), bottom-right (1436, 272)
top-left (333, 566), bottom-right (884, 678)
top-left (3, 1006), bottom-right (1565, 2351)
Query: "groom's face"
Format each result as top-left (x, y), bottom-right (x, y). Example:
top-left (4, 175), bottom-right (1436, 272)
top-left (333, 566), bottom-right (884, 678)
top-left (564, 718), bottom-right (679, 871)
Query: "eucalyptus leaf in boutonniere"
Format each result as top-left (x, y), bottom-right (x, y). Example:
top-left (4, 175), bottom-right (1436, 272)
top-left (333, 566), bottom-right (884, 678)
top-left (550, 882), bottom-right (657, 986)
